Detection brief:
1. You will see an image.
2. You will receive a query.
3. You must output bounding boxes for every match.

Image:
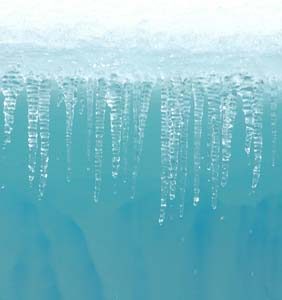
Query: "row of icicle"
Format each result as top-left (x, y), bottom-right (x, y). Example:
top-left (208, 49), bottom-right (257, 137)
top-left (0, 69), bottom-right (280, 224)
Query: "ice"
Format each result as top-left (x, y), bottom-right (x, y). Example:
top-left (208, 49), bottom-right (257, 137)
top-left (192, 77), bottom-right (205, 206)
top-left (0, 72), bottom-right (280, 219)
top-left (251, 80), bottom-right (264, 190)
top-left (220, 75), bottom-right (238, 188)
top-left (178, 79), bottom-right (192, 218)
top-left (26, 75), bottom-right (39, 186)
top-left (131, 81), bottom-right (152, 199)
top-left (105, 74), bottom-right (123, 182)
top-left (1, 67), bottom-right (23, 148)
top-left (61, 77), bottom-right (76, 182)
top-left (38, 78), bottom-right (51, 200)
top-left (93, 78), bottom-right (107, 202)
top-left (86, 78), bottom-right (95, 169)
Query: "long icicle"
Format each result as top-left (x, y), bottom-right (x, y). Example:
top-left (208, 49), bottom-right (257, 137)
top-left (221, 75), bottom-right (237, 188)
top-left (209, 78), bottom-right (222, 209)
top-left (192, 77), bottom-right (205, 206)
top-left (131, 81), bottom-right (152, 200)
top-left (105, 74), bottom-right (124, 194)
top-left (159, 79), bottom-right (169, 225)
top-left (178, 78), bottom-right (192, 218)
top-left (93, 78), bottom-right (107, 202)
top-left (62, 77), bottom-right (76, 182)
top-left (120, 81), bottom-right (132, 182)
top-left (26, 75), bottom-right (39, 187)
top-left (168, 77), bottom-right (183, 204)
top-left (251, 79), bottom-right (264, 191)
top-left (269, 81), bottom-right (278, 167)
top-left (239, 74), bottom-right (255, 157)
top-left (38, 78), bottom-right (51, 200)
top-left (86, 78), bottom-right (95, 170)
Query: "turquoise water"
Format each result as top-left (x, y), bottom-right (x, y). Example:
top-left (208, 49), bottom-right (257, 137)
top-left (0, 73), bottom-right (282, 300)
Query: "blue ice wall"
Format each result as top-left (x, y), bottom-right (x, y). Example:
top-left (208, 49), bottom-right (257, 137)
top-left (0, 72), bottom-right (282, 300)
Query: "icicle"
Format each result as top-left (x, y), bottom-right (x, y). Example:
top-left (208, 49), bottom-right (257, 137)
top-left (159, 79), bottom-right (169, 225)
top-left (131, 81), bottom-right (152, 200)
top-left (105, 74), bottom-right (124, 182)
top-left (251, 80), bottom-right (264, 190)
top-left (76, 77), bottom-right (87, 116)
top-left (167, 77), bottom-right (183, 203)
top-left (208, 78), bottom-right (222, 209)
top-left (93, 78), bottom-right (107, 202)
top-left (269, 82), bottom-right (278, 167)
top-left (26, 75), bottom-right (40, 186)
top-left (38, 78), bottom-right (51, 200)
top-left (192, 78), bottom-right (205, 206)
top-left (86, 78), bottom-right (95, 170)
top-left (179, 78), bottom-right (192, 218)
top-left (62, 77), bottom-right (76, 182)
top-left (2, 68), bottom-right (23, 148)
top-left (205, 74), bottom-right (217, 176)
top-left (239, 74), bottom-right (255, 157)
top-left (221, 76), bottom-right (237, 188)
top-left (120, 81), bottom-right (132, 182)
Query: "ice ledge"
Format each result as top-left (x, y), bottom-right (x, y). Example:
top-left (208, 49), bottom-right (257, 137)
top-left (0, 27), bottom-right (282, 78)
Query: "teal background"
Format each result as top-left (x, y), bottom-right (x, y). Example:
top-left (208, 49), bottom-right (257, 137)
top-left (0, 86), bottom-right (282, 300)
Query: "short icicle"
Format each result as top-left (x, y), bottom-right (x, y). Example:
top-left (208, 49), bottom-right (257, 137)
top-left (2, 67), bottom-right (23, 148)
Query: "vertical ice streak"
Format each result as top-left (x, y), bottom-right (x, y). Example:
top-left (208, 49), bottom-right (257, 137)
top-left (26, 75), bottom-right (39, 186)
top-left (178, 79), bottom-right (192, 218)
top-left (86, 78), bottom-right (94, 169)
top-left (93, 78), bottom-right (107, 202)
top-left (121, 81), bottom-right (132, 182)
top-left (221, 76), bottom-right (237, 188)
top-left (38, 78), bottom-right (51, 200)
top-left (62, 77), bottom-right (76, 182)
top-left (1, 68), bottom-right (23, 148)
top-left (192, 78), bottom-right (205, 206)
top-left (251, 80), bottom-right (264, 190)
top-left (105, 74), bottom-right (123, 182)
top-left (269, 82), bottom-right (278, 167)
top-left (159, 80), bottom-right (169, 225)
top-left (239, 74), bottom-right (255, 157)
top-left (131, 81), bottom-right (152, 199)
